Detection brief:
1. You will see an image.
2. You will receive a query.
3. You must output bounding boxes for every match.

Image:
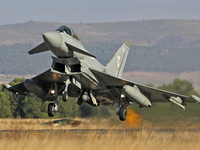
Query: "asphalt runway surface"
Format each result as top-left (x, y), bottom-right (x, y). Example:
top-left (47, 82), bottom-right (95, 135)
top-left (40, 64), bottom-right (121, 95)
top-left (0, 129), bottom-right (200, 134)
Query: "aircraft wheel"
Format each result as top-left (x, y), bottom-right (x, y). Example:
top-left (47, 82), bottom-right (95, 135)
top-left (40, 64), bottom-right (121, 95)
top-left (62, 92), bottom-right (68, 102)
top-left (119, 107), bottom-right (127, 121)
top-left (48, 103), bottom-right (55, 117)
top-left (77, 97), bottom-right (83, 106)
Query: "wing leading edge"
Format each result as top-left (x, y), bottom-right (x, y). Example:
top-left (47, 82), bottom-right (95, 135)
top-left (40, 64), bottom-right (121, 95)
top-left (89, 68), bottom-right (198, 103)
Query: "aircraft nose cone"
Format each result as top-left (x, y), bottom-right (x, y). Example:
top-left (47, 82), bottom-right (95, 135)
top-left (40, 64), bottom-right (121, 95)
top-left (43, 31), bottom-right (62, 49)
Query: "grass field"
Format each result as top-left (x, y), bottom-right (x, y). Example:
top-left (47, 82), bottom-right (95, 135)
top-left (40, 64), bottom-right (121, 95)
top-left (0, 116), bottom-right (199, 150)
top-left (1, 129), bottom-right (200, 150)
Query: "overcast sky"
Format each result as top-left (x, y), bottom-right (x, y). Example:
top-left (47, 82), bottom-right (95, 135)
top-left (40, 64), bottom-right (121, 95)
top-left (0, 0), bottom-right (200, 25)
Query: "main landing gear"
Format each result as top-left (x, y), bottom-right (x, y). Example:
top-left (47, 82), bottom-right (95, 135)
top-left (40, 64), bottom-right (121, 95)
top-left (116, 94), bottom-right (127, 121)
top-left (62, 79), bottom-right (70, 102)
top-left (118, 107), bottom-right (127, 121)
top-left (47, 80), bottom-right (71, 117)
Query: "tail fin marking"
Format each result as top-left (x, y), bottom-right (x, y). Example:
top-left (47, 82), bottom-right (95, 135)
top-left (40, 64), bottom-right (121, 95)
top-left (106, 41), bottom-right (130, 78)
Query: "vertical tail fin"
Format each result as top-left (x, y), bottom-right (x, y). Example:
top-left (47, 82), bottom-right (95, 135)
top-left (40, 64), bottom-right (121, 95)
top-left (106, 41), bottom-right (130, 78)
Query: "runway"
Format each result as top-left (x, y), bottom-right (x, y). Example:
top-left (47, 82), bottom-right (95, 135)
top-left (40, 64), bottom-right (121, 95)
top-left (0, 128), bottom-right (199, 134)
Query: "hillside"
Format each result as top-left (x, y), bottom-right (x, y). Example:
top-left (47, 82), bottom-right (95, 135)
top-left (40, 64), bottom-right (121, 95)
top-left (1, 20), bottom-right (200, 48)
top-left (0, 20), bottom-right (200, 74)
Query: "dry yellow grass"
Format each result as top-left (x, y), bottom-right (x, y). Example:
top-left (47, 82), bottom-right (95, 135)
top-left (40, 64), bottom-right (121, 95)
top-left (0, 118), bottom-right (199, 150)
top-left (0, 127), bottom-right (199, 150)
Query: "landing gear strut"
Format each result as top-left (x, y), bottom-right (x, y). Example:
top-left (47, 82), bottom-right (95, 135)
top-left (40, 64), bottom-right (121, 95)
top-left (116, 94), bottom-right (127, 121)
top-left (48, 82), bottom-right (58, 117)
top-left (62, 78), bottom-right (71, 102)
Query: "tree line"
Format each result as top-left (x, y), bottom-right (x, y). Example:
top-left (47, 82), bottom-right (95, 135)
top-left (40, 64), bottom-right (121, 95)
top-left (0, 78), bottom-right (199, 120)
top-left (0, 78), bottom-right (111, 118)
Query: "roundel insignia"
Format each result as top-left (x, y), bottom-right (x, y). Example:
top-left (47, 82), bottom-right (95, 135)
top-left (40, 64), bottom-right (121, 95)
top-left (117, 55), bottom-right (121, 68)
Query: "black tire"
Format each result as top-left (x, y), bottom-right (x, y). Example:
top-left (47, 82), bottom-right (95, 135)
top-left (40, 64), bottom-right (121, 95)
top-left (62, 92), bottom-right (68, 102)
top-left (77, 97), bottom-right (83, 106)
top-left (119, 107), bottom-right (127, 121)
top-left (48, 103), bottom-right (55, 117)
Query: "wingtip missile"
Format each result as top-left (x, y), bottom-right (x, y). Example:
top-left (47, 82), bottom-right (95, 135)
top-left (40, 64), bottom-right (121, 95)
top-left (3, 83), bottom-right (11, 90)
top-left (191, 95), bottom-right (200, 103)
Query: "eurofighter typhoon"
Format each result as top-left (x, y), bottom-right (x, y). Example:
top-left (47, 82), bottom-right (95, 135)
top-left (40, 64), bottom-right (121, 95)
top-left (4, 26), bottom-right (200, 121)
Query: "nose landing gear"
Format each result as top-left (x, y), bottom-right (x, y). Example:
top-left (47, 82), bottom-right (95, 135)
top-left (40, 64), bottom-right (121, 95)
top-left (48, 82), bottom-right (58, 117)
top-left (47, 79), bottom-right (71, 117)
top-left (48, 103), bottom-right (57, 117)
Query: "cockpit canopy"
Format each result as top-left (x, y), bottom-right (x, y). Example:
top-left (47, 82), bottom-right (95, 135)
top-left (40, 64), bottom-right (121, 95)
top-left (56, 26), bottom-right (80, 41)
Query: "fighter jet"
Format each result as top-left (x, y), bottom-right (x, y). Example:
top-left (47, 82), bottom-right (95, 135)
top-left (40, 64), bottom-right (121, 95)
top-left (3, 26), bottom-right (200, 121)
